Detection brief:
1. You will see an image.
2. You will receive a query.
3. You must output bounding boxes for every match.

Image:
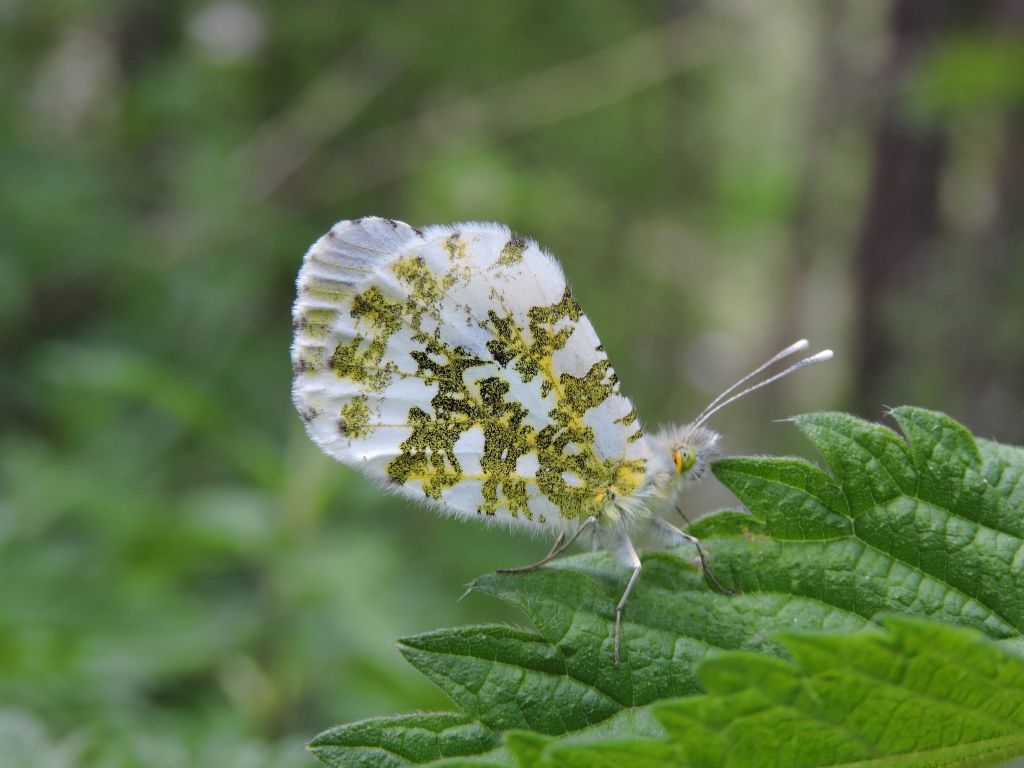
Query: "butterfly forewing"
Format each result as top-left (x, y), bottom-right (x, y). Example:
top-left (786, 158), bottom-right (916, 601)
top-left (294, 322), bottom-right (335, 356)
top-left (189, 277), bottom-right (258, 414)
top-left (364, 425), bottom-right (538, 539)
top-left (292, 217), bottom-right (647, 532)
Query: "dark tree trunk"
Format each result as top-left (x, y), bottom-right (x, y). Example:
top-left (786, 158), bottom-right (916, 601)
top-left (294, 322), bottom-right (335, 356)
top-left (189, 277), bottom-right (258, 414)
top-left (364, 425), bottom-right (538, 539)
top-left (853, 0), bottom-right (1024, 438)
top-left (851, 0), bottom-right (957, 419)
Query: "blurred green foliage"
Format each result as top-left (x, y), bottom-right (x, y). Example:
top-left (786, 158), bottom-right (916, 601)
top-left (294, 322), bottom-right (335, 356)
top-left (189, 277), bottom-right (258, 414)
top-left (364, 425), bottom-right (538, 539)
top-left (0, 1), bottom-right (1021, 766)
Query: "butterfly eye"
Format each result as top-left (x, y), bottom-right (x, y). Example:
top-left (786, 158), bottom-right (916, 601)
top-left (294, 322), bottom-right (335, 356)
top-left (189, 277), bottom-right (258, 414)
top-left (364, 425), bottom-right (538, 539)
top-left (673, 447), bottom-right (697, 474)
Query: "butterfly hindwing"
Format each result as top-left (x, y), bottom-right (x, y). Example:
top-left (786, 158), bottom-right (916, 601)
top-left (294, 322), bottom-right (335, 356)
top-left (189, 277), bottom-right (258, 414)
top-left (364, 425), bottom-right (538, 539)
top-left (292, 217), bottom-right (647, 532)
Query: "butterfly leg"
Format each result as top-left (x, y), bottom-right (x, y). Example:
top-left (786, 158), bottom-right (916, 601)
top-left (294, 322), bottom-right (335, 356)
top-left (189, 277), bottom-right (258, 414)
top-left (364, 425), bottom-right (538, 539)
top-left (496, 517), bottom-right (596, 574)
top-left (613, 533), bottom-right (642, 667)
top-left (544, 532), bottom-right (567, 558)
top-left (675, 503), bottom-right (692, 525)
top-left (652, 515), bottom-right (737, 595)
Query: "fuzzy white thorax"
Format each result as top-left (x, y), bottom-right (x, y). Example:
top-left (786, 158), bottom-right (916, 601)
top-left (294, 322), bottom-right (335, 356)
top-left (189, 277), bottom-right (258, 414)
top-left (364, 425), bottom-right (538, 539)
top-left (581, 422), bottom-right (721, 545)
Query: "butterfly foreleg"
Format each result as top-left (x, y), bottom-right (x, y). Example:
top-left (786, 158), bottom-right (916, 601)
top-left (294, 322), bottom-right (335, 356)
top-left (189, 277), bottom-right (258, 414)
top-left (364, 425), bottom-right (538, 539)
top-left (651, 515), bottom-right (737, 596)
top-left (495, 517), bottom-right (596, 574)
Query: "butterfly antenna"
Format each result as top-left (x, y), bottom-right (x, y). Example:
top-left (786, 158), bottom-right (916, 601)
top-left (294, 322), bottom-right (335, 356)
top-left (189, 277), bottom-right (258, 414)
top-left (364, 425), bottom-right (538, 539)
top-left (690, 348), bottom-right (833, 431)
top-left (689, 339), bottom-right (810, 428)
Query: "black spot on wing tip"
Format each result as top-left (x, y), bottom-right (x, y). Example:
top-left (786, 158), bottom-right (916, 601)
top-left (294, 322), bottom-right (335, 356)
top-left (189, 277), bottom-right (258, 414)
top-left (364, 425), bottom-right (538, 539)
top-left (329, 218), bottom-right (360, 237)
top-left (301, 407), bottom-right (318, 423)
top-left (412, 225), bottom-right (424, 236)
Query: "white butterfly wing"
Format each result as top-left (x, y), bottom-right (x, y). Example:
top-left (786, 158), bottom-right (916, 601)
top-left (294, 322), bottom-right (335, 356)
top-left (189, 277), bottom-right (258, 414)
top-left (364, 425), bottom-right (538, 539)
top-left (292, 217), bottom-right (648, 532)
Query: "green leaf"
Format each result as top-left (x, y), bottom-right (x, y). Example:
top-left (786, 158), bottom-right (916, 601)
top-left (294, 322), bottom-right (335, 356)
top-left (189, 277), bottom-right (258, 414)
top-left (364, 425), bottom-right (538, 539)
top-left (710, 407), bottom-right (1024, 639)
top-left (505, 708), bottom-right (676, 768)
top-left (310, 408), bottom-right (1024, 767)
top-left (396, 625), bottom-right (621, 734)
top-left (979, 437), bottom-right (1024, 514)
top-left (468, 551), bottom-right (865, 701)
top-left (530, 618), bottom-right (1024, 767)
top-left (308, 711), bottom-right (508, 767)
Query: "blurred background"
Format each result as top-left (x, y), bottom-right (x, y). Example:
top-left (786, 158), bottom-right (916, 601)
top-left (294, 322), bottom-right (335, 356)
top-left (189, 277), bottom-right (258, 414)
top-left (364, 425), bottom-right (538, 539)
top-left (1, 0), bottom-right (1022, 765)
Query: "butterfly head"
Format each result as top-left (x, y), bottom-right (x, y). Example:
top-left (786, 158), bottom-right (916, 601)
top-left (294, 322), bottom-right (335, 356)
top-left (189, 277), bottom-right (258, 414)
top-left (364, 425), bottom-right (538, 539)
top-left (650, 422), bottom-right (721, 492)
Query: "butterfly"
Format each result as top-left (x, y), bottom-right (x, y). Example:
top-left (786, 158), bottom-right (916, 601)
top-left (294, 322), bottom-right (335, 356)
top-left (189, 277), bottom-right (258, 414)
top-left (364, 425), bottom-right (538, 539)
top-left (291, 217), bottom-right (832, 665)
